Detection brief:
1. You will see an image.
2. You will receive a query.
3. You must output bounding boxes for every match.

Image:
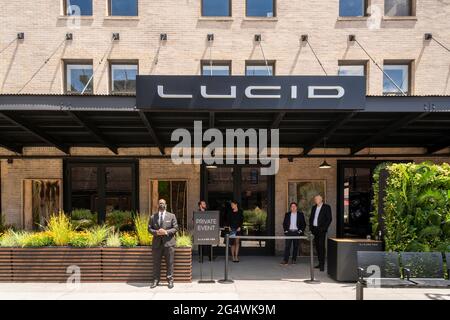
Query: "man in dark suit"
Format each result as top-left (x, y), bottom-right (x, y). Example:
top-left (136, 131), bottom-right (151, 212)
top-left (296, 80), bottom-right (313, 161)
top-left (281, 202), bottom-right (306, 265)
top-left (309, 194), bottom-right (332, 272)
top-left (148, 199), bottom-right (178, 289)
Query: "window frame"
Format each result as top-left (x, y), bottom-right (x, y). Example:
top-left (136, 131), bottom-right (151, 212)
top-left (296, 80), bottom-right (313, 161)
top-left (108, 0), bottom-right (139, 17)
top-left (109, 60), bottom-right (139, 94)
top-left (245, 0), bottom-right (276, 18)
top-left (384, 0), bottom-right (415, 17)
top-left (338, 60), bottom-right (369, 90)
top-left (339, 0), bottom-right (370, 17)
top-left (63, 0), bottom-right (93, 16)
top-left (201, 0), bottom-right (232, 17)
top-left (64, 60), bottom-right (94, 95)
top-left (201, 60), bottom-right (232, 76)
top-left (245, 60), bottom-right (276, 76)
top-left (382, 60), bottom-right (412, 95)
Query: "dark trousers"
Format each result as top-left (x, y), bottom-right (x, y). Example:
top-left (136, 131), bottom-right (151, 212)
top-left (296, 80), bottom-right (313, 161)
top-left (198, 245), bottom-right (212, 263)
top-left (312, 227), bottom-right (327, 267)
top-left (283, 231), bottom-right (300, 262)
top-left (153, 246), bottom-right (175, 281)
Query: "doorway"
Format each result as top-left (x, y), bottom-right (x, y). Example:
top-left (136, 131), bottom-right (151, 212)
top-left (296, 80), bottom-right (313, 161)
top-left (64, 160), bottom-right (138, 223)
top-left (201, 165), bottom-right (275, 255)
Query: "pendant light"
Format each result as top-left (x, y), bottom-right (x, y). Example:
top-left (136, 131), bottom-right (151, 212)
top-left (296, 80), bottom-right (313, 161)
top-left (319, 137), bottom-right (331, 169)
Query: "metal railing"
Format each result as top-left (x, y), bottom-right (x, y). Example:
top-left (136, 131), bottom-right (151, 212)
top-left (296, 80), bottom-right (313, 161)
top-left (219, 234), bottom-right (318, 284)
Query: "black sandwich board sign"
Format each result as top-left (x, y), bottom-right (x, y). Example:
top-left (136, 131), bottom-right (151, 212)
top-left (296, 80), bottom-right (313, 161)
top-left (193, 211), bottom-right (220, 246)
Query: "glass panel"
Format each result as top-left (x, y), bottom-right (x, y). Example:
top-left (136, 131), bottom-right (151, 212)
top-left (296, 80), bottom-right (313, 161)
top-left (66, 0), bottom-right (93, 16)
top-left (383, 64), bottom-right (409, 94)
top-left (104, 166), bottom-right (133, 214)
top-left (338, 65), bottom-right (365, 76)
top-left (246, 64), bottom-right (273, 76)
top-left (66, 64), bottom-right (93, 94)
top-left (339, 0), bottom-right (365, 17)
top-left (246, 0), bottom-right (274, 17)
top-left (71, 166), bottom-right (98, 213)
top-left (343, 167), bottom-right (372, 237)
top-left (206, 168), bottom-right (234, 229)
top-left (385, 0), bottom-right (411, 16)
top-left (240, 168), bottom-right (268, 248)
top-left (110, 0), bottom-right (138, 16)
top-left (202, 64), bottom-right (230, 76)
top-left (202, 0), bottom-right (230, 16)
top-left (111, 64), bottom-right (138, 93)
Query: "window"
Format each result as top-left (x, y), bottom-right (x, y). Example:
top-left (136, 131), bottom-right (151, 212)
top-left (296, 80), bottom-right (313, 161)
top-left (65, 0), bottom-right (93, 15)
top-left (110, 63), bottom-right (138, 94)
top-left (246, 61), bottom-right (275, 76)
top-left (339, 0), bottom-right (367, 17)
top-left (65, 62), bottom-right (93, 94)
top-left (202, 0), bottom-right (231, 17)
top-left (201, 61), bottom-right (231, 76)
top-left (383, 63), bottom-right (410, 95)
top-left (385, 0), bottom-right (413, 16)
top-left (109, 0), bottom-right (138, 16)
top-left (246, 0), bottom-right (275, 17)
top-left (338, 61), bottom-right (367, 76)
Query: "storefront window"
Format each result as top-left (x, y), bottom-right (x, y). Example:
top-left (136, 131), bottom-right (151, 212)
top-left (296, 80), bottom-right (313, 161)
top-left (201, 61), bottom-right (231, 76)
top-left (246, 0), bottom-right (275, 17)
top-left (202, 0), bottom-right (231, 17)
top-left (385, 0), bottom-right (413, 16)
top-left (383, 63), bottom-right (409, 95)
top-left (109, 0), bottom-right (138, 16)
top-left (65, 0), bottom-right (93, 16)
top-left (150, 180), bottom-right (188, 230)
top-left (65, 62), bottom-right (93, 94)
top-left (339, 0), bottom-right (366, 17)
top-left (246, 62), bottom-right (274, 76)
top-left (111, 63), bottom-right (138, 94)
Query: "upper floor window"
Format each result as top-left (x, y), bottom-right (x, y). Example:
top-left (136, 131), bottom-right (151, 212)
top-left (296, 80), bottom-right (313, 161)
top-left (65, 0), bottom-right (93, 16)
top-left (202, 0), bottom-right (231, 17)
top-left (338, 61), bottom-right (367, 76)
top-left (110, 62), bottom-right (138, 94)
top-left (383, 62), bottom-right (410, 95)
top-left (339, 0), bottom-right (367, 17)
top-left (109, 0), bottom-right (138, 16)
top-left (246, 61), bottom-right (275, 76)
top-left (65, 61), bottom-right (93, 94)
top-left (201, 61), bottom-right (231, 76)
top-left (246, 0), bottom-right (275, 17)
top-left (385, 0), bottom-right (414, 16)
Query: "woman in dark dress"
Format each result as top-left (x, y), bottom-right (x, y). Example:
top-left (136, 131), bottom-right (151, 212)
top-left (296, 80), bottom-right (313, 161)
top-left (227, 200), bottom-right (244, 262)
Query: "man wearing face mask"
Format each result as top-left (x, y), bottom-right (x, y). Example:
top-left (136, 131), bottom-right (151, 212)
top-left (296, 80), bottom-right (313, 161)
top-left (148, 199), bottom-right (178, 289)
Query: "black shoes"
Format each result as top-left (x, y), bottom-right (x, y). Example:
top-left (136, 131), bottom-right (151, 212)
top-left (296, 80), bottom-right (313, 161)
top-left (280, 260), bottom-right (288, 265)
top-left (168, 280), bottom-right (174, 289)
top-left (150, 280), bottom-right (159, 289)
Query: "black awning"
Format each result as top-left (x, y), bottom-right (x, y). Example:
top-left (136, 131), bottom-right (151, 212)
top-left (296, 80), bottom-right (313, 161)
top-left (0, 94), bottom-right (449, 156)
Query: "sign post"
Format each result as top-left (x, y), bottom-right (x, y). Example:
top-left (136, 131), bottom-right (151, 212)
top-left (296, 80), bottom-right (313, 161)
top-left (193, 211), bottom-right (220, 284)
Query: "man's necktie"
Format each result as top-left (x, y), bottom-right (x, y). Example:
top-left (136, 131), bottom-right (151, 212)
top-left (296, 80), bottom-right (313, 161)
top-left (159, 213), bottom-right (163, 227)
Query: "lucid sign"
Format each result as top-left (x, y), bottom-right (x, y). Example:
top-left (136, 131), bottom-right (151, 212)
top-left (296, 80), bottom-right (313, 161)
top-left (136, 76), bottom-right (366, 110)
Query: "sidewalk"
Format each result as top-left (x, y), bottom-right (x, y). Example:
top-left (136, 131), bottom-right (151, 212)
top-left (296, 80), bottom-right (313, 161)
top-left (0, 257), bottom-right (448, 300)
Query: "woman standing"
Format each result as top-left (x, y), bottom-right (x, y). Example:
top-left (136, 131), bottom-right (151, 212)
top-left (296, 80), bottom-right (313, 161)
top-left (227, 200), bottom-right (244, 262)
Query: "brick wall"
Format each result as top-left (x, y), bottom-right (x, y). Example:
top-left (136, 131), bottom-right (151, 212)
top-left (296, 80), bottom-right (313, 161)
top-left (0, 0), bottom-right (449, 95)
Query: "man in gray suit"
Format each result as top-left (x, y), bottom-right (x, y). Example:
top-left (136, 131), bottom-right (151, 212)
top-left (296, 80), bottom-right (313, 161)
top-left (148, 199), bottom-right (178, 289)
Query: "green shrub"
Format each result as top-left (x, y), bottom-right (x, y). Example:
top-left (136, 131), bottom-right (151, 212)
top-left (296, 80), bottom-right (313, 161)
top-left (21, 232), bottom-right (54, 247)
top-left (120, 232), bottom-right (138, 247)
top-left (176, 231), bottom-right (192, 247)
top-left (0, 230), bottom-right (26, 247)
top-left (106, 231), bottom-right (121, 247)
top-left (86, 225), bottom-right (110, 247)
top-left (47, 213), bottom-right (73, 246)
top-left (134, 214), bottom-right (152, 246)
top-left (68, 231), bottom-right (90, 247)
top-left (372, 162), bottom-right (450, 252)
top-left (106, 211), bottom-right (133, 231)
top-left (71, 209), bottom-right (97, 230)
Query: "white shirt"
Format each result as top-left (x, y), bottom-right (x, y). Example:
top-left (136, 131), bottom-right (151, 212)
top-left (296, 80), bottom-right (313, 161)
top-left (289, 212), bottom-right (298, 231)
top-left (313, 204), bottom-right (322, 227)
top-left (158, 210), bottom-right (166, 223)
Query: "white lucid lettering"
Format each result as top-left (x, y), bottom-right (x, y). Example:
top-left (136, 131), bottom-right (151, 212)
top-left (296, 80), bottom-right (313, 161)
top-left (308, 86), bottom-right (345, 99)
top-left (245, 86), bottom-right (281, 99)
top-left (291, 85), bottom-right (297, 99)
top-left (157, 85), bottom-right (193, 99)
top-left (200, 85), bottom-right (237, 99)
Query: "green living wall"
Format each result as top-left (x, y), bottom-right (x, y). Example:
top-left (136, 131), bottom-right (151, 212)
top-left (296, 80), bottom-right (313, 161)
top-left (371, 162), bottom-right (450, 252)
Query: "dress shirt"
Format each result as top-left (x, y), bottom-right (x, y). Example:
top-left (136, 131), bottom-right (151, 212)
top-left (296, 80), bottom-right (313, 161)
top-left (289, 212), bottom-right (298, 231)
top-left (313, 205), bottom-right (322, 227)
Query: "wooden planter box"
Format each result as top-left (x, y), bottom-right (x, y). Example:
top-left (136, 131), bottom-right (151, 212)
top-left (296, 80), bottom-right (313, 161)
top-left (0, 247), bottom-right (192, 283)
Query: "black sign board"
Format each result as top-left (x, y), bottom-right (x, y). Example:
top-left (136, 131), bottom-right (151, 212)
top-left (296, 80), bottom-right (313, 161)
top-left (136, 75), bottom-right (366, 110)
top-left (193, 211), bottom-right (220, 245)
